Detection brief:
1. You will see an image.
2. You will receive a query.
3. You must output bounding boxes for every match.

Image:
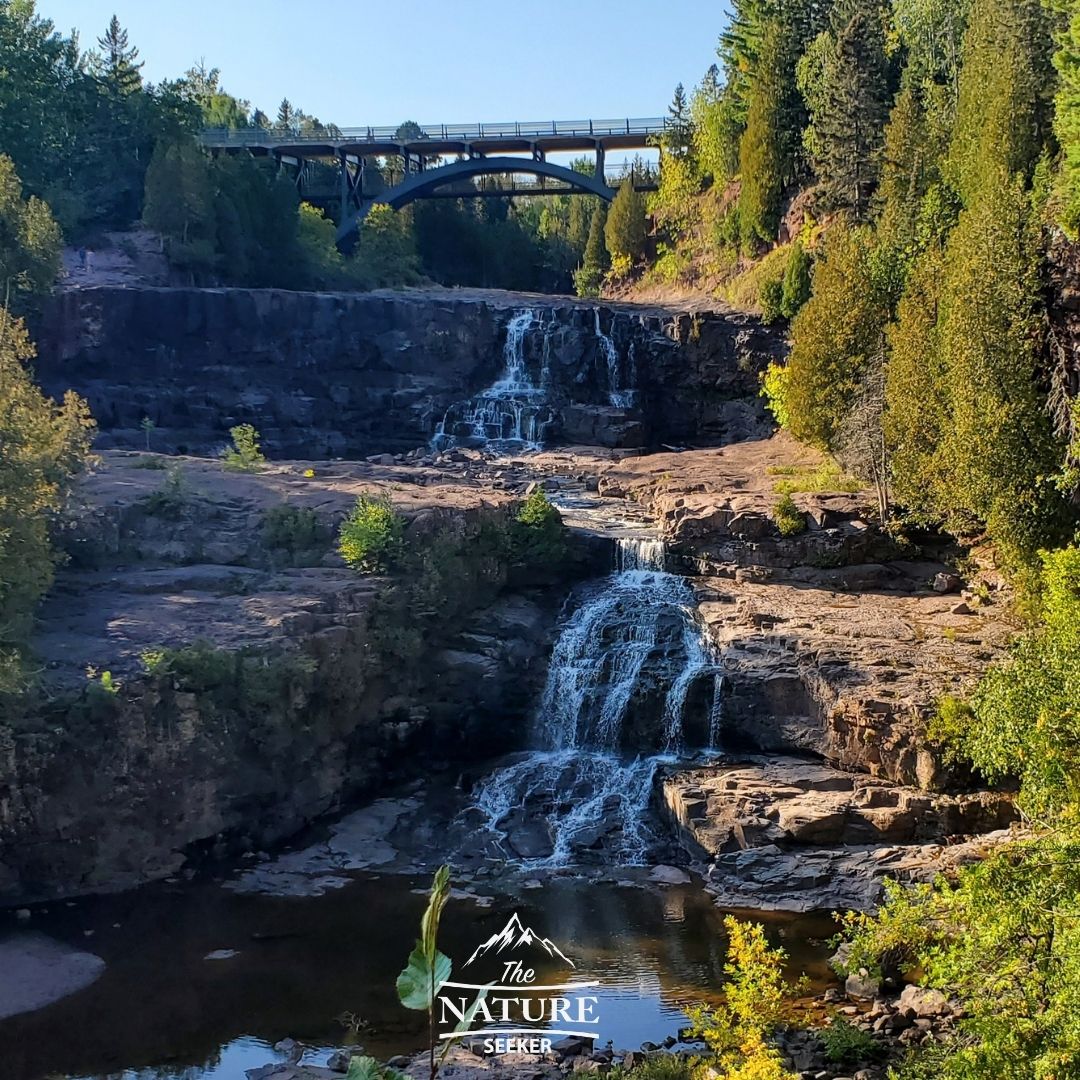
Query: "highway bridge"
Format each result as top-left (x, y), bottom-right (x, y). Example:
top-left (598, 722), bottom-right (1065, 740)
top-left (200, 117), bottom-right (668, 246)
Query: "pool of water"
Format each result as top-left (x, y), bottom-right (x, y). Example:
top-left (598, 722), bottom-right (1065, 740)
top-left (1, 873), bottom-right (836, 1080)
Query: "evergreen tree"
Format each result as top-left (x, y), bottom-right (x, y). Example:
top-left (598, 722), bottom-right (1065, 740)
top-left (574, 202), bottom-right (608, 297)
top-left (737, 19), bottom-right (787, 249)
top-left (275, 98), bottom-right (295, 133)
top-left (780, 239), bottom-right (812, 319)
top-left (947, 0), bottom-right (1056, 208)
top-left (604, 181), bottom-right (648, 262)
top-left (93, 14), bottom-right (142, 95)
top-left (799, 0), bottom-right (892, 218)
top-left (664, 83), bottom-right (694, 158)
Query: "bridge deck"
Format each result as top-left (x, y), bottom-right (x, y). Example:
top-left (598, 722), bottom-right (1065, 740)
top-left (201, 117), bottom-right (668, 157)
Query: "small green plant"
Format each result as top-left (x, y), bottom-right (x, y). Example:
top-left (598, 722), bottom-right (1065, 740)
top-left (609, 1056), bottom-right (698, 1080)
top-left (773, 493), bottom-right (807, 537)
top-left (396, 865), bottom-right (487, 1080)
top-left (820, 1019), bottom-right (884, 1066)
top-left (338, 494), bottom-right (404, 573)
top-left (140, 416), bottom-right (156, 450)
top-left (686, 917), bottom-right (802, 1080)
top-left (222, 424), bottom-right (266, 472)
top-left (262, 504), bottom-right (328, 564)
top-left (760, 363), bottom-right (791, 430)
top-left (140, 648), bottom-right (169, 676)
top-left (131, 454), bottom-right (167, 469)
top-left (140, 466), bottom-right (189, 519)
top-left (768, 462), bottom-right (861, 495)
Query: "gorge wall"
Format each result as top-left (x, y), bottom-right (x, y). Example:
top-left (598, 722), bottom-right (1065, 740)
top-left (32, 287), bottom-right (784, 456)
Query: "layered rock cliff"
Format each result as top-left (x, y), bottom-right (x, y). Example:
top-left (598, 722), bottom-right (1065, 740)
top-left (32, 287), bottom-right (783, 456)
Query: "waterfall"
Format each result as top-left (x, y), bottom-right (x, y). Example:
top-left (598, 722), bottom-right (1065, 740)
top-left (472, 536), bottom-right (721, 868)
top-left (432, 310), bottom-right (556, 451)
top-left (594, 309), bottom-right (635, 409)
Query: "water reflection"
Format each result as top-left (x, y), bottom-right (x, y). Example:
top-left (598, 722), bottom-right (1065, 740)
top-left (0, 874), bottom-right (834, 1080)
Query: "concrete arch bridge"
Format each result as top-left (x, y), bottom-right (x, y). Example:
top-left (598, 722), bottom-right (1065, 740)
top-left (200, 117), bottom-right (666, 247)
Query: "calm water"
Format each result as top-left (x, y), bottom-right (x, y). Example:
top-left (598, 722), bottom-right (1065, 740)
top-left (0, 873), bottom-right (836, 1080)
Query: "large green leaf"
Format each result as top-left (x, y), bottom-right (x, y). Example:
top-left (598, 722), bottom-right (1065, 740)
top-left (421, 865), bottom-right (451, 960)
top-left (345, 1057), bottom-right (385, 1080)
top-left (396, 942), bottom-right (452, 1010)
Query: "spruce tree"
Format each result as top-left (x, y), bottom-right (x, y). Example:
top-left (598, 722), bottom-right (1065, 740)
top-left (664, 84), bottom-right (694, 158)
top-left (94, 15), bottom-right (142, 96)
top-left (801, 0), bottom-right (892, 218)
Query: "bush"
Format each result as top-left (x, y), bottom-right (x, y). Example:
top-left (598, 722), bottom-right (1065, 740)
top-left (511, 489), bottom-right (565, 562)
top-left (338, 494), bottom-right (404, 573)
top-left (262, 504), bottom-right (328, 564)
top-left (139, 466), bottom-right (189, 519)
top-left (222, 424), bottom-right (266, 472)
top-left (761, 275), bottom-right (785, 323)
top-left (820, 1019), bottom-right (883, 1066)
top-left (773, 493), bottom-right (806, 537)
top-left (760, 363), bottom-right (792, 430)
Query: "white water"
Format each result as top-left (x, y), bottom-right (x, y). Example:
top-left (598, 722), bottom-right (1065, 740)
top-left (432, 310), bottom-right (556, 451)
top-left (595, 309), bottom-right (635, 409)
top-left (474, 536), bottom-right (722, 868)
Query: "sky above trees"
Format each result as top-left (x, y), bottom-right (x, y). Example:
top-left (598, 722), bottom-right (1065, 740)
top-left (37, 0), bottom-right (732, 128)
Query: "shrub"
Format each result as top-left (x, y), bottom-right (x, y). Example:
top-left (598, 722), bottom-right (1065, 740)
top-left (760, 363), bottom-right (791, 430)
top-left (511, 489), bottom-right (565, 562)
top-left (773, 493), bottom-right (806, 537)
top-left (686, 917), bottom-right (801, 1080)
top-left (820, 1019), bottom-right (883, 1066)
top-left (139, 466), bottom-right (189, 519)
top-left (262, 504), bottom-right (328, 564)
top-left (761, 276), bottom-right (786, 324)
top-left (222, 424), bottom-right (266, 472)
top-left (338, 494), bottom-right (404, 573)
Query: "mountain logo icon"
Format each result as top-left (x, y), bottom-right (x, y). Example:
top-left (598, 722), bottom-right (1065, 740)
top-left (463, 912), bottom-right (575, 968)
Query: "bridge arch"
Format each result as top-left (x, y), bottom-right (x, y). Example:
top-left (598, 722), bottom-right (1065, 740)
top-left (336, 156), bottom-right (617, 246)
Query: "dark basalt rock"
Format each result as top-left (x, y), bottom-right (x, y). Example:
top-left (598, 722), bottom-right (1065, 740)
top-left (32, 287), bottom-right (784, 456)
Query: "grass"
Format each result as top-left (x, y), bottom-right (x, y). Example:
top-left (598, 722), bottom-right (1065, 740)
top-left (767, 461), bottom-right (862, 496)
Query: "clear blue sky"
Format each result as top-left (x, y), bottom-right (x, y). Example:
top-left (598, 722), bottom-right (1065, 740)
top-left (37, 1), bottom-right (732, 126)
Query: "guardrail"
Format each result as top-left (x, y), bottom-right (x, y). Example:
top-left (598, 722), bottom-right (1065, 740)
top-left (200, 117), bottom-right (670, 146)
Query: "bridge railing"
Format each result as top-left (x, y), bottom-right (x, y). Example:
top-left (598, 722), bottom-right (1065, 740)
top-left (200, 117), bottom-right (670, 147)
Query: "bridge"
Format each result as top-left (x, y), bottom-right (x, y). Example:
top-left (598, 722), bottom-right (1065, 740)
top-left (200, 117), bottom-right (669, 247)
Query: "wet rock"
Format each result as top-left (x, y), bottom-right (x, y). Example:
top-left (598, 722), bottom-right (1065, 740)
top-left (552, 1036), bottom-right (593, 1057)
top-left (326, 1051), bottom-right (353, 1073)
top-left (933, 573), bottom-right (962, 594)
top-left (648, 865), bottom-right (691, 885)
top-left (204, 949), bottom-right (239, 960)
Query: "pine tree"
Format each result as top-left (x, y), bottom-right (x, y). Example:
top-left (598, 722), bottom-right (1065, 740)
top-left (275, 98), bottom-right (295, 133)
top-left (737, 19), bottom-right (787, 249)
top-left (94, 15), bottom-right (142, 96)
top-left (604, 182), bottom-right (647, 262)
top-left (780, 240), bottom-right (812, 319)
top-left (800, 0), bottom-right (892, 218)
top-left (574, 202), bottom-right (608, 297)
top-left (664, 84), bottom-right (693, 158)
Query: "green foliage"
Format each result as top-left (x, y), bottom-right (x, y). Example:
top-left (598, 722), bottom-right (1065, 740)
top-left (604, 182), bottom-right (647, 263)
top-left (511, 489), bottom-right (566, 563)
top-left (780, 241), bottom-right (812, 319)
top-left (842, 835), bottom-right (1080, 1080)
top-left (760, 362), bottom-right (791, 430)
top-left (296, 203), bottom-right (346, 287)
top-left (1054, 0), bottom-right (1080, 232)
top-left (769, 461), bottom-right (861, 495)
top-left (0, 154), bottom-right (60, 305)
top-left (686, 917), bottom-right (800, 1080)
top-left (344, 1057), bottom-right (408, 1080)
top-left (352, 204), bottom-right (422, 289)
top-left (222, 424), bottom-right (266, 472)
top-left (575, 202), bottom-right (609, 297)
top-left (772, 493), bottom-right (807, 537)
top-left (798, 0), bottom-right (892, 218)
top-left (820, 1019), bottom-right (883, 1066)
top-left (397, 865), bottom-right (487, 1080)
top-left (609, 1056), bottom-right (697, 1080)
top-left (725, 242), bottom-right (792, 315)
top-left (261, 504), bottom-right (329, 565)
top-left (0, 310), bottom-right (93, 693)
top-left (139, 466), bottom-right (189, 518)
top-left (338, 494), bottom-right (404, 573)
top-left (785, 224), bottom-right (894, 448)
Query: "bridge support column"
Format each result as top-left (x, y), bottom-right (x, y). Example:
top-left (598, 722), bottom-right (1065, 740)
top-left (594, 145), bottom-right (606, 180)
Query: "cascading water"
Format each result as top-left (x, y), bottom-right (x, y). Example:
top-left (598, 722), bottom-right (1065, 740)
top-left (432, 310), bottom-right (557, 452)
top-left (472, 536), bottom-right (722, 868)
top-left (595, 309), bottom-right (635, 409)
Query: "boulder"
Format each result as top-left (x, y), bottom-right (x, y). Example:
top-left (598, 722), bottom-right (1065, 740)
top-left (897, 984), bottom-right (949, 1018)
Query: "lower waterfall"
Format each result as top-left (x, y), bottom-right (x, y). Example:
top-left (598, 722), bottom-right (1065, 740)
top-left (472, 536), bottom-right (722, 868)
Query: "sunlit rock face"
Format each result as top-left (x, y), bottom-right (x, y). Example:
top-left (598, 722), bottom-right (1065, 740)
top-left (33, 288), bottom-right (783, 457)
